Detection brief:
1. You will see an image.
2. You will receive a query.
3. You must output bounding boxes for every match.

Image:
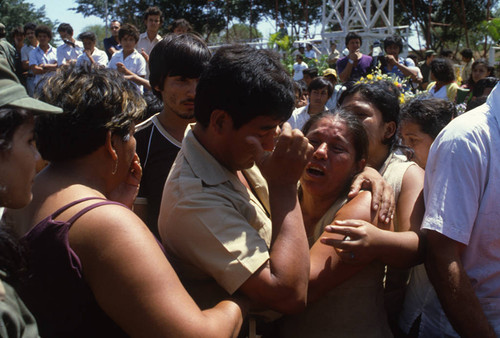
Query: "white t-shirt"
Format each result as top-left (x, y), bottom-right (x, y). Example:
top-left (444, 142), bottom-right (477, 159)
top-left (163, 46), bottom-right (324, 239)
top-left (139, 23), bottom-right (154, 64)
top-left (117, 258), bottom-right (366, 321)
top-left (293, 62), bottom-right (308, 81)
top-left (56, 40), bottom-right (83, 65)
top-left (108, 49), bottom-right (147, 92)
top-left (419, 85), bottom-right (500, 336)
top-left (75, 47), bottom-right (108, 67)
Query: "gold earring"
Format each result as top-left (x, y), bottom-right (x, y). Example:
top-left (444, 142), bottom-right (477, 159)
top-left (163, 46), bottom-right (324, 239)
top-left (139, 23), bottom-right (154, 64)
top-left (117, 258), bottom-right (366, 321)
top-left (112, 158), bottom-right (118, 175)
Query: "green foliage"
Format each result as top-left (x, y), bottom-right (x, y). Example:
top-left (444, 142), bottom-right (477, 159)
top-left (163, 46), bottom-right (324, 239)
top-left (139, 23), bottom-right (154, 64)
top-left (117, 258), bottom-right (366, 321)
top-left (214, 23), bottom-right (262, 44)
top-left (480, 18), bottom-right (500, 43)
top-left (81, 24), bottom-right (106, 49)
top-left (0, 0), bottom-right (55, 32)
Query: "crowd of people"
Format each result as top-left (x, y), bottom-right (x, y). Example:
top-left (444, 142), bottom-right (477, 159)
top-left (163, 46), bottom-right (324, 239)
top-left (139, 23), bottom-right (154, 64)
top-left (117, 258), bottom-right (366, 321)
top-left (0, 5), bottom-right (499, 338)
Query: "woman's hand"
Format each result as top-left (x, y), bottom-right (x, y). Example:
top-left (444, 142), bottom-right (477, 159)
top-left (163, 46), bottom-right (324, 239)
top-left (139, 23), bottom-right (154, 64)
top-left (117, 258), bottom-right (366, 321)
top-left (320, 219), bottom-right (386, 265)
top-left (108, 153), bottom-right (142, 208)
top-left (349, 167), bottom-right (395, 224)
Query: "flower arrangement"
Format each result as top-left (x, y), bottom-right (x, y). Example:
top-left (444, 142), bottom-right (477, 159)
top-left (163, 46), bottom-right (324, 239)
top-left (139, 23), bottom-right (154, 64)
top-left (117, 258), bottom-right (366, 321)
top-left (355, 65), bottom-right (422, 104)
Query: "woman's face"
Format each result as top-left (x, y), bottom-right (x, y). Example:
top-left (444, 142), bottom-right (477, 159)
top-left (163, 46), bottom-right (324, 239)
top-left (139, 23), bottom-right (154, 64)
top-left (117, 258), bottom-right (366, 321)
top-left (300, 116), bottom-right (362, 200)
top-left (399, 120), bottom-right (434, 169)
top-left (472, 64), bottom-right (489, 83)
top-left (0, 118), bottom-right (40, 209)
top-left (341, 92), bottom-right (395, 166)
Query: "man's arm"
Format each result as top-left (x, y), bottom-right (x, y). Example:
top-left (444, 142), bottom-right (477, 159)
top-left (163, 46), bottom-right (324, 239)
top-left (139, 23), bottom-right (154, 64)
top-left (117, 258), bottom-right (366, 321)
top-left (425, 230), bottom-right (496, 338)
top-left (239, 123), bottom-right (313, 314)
top-left (338, 55), bottom-right (357, 83)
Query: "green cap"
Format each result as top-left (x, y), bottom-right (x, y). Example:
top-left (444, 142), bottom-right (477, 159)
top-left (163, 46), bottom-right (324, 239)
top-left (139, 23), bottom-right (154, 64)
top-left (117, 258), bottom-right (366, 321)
top-left (0, 59), bottom-right (62, 114)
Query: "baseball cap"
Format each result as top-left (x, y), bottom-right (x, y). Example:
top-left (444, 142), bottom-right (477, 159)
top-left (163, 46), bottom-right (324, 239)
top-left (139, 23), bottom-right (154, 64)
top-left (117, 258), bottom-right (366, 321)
top-left (323, 68), bottom-right (337, 79)
top-left (0, 60), bottom-right (62, 114)
top-left (425, 49), bottom-right (437, 57)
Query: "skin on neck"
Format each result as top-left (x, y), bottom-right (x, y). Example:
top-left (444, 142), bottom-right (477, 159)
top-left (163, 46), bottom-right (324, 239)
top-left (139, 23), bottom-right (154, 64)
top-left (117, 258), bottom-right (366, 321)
top-left (300, 189), bottom-right (338, 235)
top-left (157, 106), bottom-right (194, 143)
top-left (147, 29), bottom-right (158, 40)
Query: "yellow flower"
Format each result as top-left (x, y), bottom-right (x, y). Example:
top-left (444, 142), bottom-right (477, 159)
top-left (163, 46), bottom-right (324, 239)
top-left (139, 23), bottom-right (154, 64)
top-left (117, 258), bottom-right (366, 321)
top-left (367, 74), bottom-right (373, 80)
top-left (376, 75), bottom-right (382, 80)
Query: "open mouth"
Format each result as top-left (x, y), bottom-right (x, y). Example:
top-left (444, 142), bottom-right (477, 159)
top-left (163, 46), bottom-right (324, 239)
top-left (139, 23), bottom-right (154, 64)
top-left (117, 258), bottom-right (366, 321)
top-left (306, 165), bottom-right (325, 177)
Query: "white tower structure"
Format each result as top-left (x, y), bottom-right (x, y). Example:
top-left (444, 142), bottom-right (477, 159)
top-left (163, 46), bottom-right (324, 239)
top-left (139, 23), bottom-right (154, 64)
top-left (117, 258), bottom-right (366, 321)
top-left (321, 0), bottom-right (410, 55)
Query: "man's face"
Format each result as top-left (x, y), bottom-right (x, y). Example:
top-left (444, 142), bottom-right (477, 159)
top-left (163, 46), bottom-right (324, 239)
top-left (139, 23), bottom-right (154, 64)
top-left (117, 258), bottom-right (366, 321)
top-left (223, 115), bottom-right (281, 172)
top-left (58, 31), bottom-right (70, 41)
top-left (303, 74), bottom-right (312, 86)
top-left (385, 44), bottom-right (400, 58)
top-left (120, 35), bottom-right (136, 52)
top-left (36, 33), bottom-right (50, 47)
top-left (110, 22), bottom-right (121, 37)
top-left (25, 29), bottom-right (36, 44)
top-left (347, 38), bottom-right (361, 53)
top-left (160, 75), bottom-right (198, 120)
top-left (145, 15), bottom-right (161, 33)
top-left (82, 38), bottom-right (95, 51)
top-left (173, 26), bottom-right (188, 34)
top-left (309, 86), bottom-right (329, 111)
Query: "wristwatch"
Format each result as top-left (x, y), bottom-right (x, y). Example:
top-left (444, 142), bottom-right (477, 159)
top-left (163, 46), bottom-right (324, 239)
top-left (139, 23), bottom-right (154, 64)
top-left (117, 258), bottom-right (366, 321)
top-left (348, 59), bottom-right (354, 64)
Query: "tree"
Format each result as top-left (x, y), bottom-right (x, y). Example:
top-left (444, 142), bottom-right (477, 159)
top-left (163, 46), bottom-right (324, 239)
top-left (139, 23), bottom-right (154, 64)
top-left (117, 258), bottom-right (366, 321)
top-left (215, 23), bottom-right (262, 43)
top-left (0, 0), bottom-right (55, 34)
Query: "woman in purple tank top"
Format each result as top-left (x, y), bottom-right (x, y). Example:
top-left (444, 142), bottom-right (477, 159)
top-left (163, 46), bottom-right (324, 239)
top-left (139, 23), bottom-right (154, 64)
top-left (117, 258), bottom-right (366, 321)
top-left (13, 65), bottom-right (247, 337)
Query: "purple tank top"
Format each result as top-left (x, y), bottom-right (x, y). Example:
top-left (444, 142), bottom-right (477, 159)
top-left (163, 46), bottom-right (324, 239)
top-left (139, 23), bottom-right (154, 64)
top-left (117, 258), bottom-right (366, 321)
top-left (19, 197), bottom-right (129, 338)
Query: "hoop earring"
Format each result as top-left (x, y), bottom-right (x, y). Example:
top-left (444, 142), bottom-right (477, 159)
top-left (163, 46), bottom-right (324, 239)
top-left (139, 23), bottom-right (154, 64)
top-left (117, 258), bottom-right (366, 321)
top-left (111, 158), bottom-right (118, 175)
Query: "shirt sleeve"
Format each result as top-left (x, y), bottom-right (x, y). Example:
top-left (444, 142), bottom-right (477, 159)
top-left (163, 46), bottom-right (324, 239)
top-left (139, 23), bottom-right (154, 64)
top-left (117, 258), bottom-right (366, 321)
top-left (28, 49), bottom-right (38, 66)
top-left (162, 189), bottom-right (270, 294)
top-left (136, 56), bottom-right (147, 76)
top-left (421, 121), bottom-right (486, 245)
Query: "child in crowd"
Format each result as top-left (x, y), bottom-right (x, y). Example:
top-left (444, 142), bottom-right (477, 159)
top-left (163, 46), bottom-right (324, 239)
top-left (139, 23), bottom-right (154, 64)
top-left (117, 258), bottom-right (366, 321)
top-left (75, 32), bottom-right (108, 67)
top-left (108, 24), bottom-right (147, 93)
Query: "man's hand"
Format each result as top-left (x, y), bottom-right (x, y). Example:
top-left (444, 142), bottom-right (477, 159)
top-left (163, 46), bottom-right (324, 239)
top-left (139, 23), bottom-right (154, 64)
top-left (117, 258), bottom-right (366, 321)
top-left (140, 49), bottom-right (149, 63)
top-left (116, 62), bottom-right (133, 76)
top-left (349, 167), bottom-right (395, 224)
top-left (246, 122), bottom-right (313, 187)
top-left (385, 54), bottom-right (398, 68)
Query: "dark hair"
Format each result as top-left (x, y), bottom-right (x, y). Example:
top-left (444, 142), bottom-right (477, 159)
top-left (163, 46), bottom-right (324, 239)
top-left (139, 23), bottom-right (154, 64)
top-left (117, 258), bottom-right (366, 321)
top-left (296, 54), bottom-right (304, 61)
top-left (195, 45), bottom-right (295, 129)
top-left (407, 54), bottom-right (418, 63)
top-left (303, 67), bottom-right (318, 78)
top-left (293, 81), bottom-right (303, 97)
top-left (400, 97), bottom-right (455, 139)
top-left (345, 32), bottom-right (362, 46)
top-left (23, 22), bottom-right (36, 32)
top-left (430, 58), bottom-right (455, 82)
top-left (35, 65), bottom-right (145, 161)
top-left (338, 80), bottom-right (401, 146)
top-left (0, 107), bottom-right (31, 152)
top-left (149, 33), bottom-right (210, 101)
top-left (440, 48), bottom-right (453, 58)
top-left (169, 18), bottom-right (192, 33)
top-left (472, 77), bottom-right (499, 97)
top-left (308, 77), bottom-right (333, 98)
top-left (110, 20), bottom-right (121, 25)
top-left (468, 59), bottom-right (490, 84)
top-left (460, 48), bottom-right (473, 59)
top-left (78, 31), bottom-right (96, 42)
top-left (11, 26), bottom-right (24, 37)
top-left (383, 35), bottom-right (403, 53)
top-left (35, 24), bottom-right (52, 40)
top-left (144, 6), bottom-right (163, 23)
top-left (57, 23), bottom-right (73, 35)
top-left (118, 23), bottom-right (140, 42)
top-left (302, 109), bottom-right (368, 164)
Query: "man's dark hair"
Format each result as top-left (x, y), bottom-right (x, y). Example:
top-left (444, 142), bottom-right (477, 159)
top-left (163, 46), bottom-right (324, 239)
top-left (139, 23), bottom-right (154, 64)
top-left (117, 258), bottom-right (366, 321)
top-left (430, 58), bottom-right (455, 82)
top-left (345, 32), bottom-right (362, 46)
top-left (36, 65), bottom-right (145, 161)
top-left (144, 6), bottom-right (163, 23)
top-left (195, 45), bottom-right (295, 130)
top-left (460, 48), bottom-right (473, 60)
top-left (149, 33), bottom-right (211, 101)
top-left (169, 18), bottom-right (192, 33)
top-left (440, 48), bottom-right (453, 58)
top-left (303, 67), bottom-right (318, 79)
top-left (118, 23), bottom-right (140, 42)
top-left (34, 25), bottom-right (52, 40)
top-left (23, 23), bottom-right (36, 32)
top-left (383, 35), bottom-right (403, 53)
top-left (57, 23), bottom-right (73, 36)
top-left (0, 107), bottom-right (31, 152)
top-left (308, 77), bottom-right (334, 98)
top-left (338, 80), bottom-right (401, 146)
top-left (78, 31), bottom-right (96, 42)
top-left (400, 97), bottom-right (455, 140)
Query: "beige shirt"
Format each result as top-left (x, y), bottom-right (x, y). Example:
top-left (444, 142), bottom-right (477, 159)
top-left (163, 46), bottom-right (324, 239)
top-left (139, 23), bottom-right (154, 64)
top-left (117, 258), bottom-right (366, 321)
top-left (135, 32), bottom-right (161, 56)
top-left (158, 127), bottom-right (272, 309)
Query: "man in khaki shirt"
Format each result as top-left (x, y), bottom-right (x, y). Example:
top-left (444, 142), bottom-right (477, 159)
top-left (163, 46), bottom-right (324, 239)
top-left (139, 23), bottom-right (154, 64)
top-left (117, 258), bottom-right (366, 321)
top-left (158, 46), bottom-right (313, 326)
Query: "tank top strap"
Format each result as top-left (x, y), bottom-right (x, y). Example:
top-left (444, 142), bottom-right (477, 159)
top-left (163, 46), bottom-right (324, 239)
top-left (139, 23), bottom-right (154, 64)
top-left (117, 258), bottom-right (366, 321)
top-left (66, 200), bottom-right (127, 226)
top-left (49, 197), bottom-right (107, 220)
